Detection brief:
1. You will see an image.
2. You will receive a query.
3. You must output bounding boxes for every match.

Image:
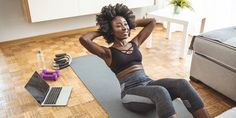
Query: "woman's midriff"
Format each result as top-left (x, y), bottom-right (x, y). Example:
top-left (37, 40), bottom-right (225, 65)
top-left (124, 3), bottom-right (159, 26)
top-left (116, 64), bottom-right (143, 80)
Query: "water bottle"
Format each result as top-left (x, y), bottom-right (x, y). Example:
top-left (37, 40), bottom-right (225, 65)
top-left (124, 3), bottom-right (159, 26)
top-left (36, 50), bottom-right (45, 71)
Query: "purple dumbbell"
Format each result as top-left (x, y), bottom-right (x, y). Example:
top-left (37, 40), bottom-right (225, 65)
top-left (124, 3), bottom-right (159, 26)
top-left (41, 69), bottom-right (60, 81)
top-left (41, 72), bottom-right (57, 81)
top-left (42, 69), bottom-right (60, 77)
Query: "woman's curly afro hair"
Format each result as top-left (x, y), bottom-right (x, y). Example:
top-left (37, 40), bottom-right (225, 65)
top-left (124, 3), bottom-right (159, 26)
top-left (96, 3), bottom-right (135, 44)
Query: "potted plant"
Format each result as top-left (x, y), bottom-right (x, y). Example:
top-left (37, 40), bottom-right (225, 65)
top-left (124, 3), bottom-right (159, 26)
top-left (169, 0), bottom-right (193, 14)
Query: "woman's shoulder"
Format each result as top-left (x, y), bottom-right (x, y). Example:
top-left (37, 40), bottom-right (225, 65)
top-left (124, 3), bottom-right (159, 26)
top-left (129, 40), bottom-right (139, 47)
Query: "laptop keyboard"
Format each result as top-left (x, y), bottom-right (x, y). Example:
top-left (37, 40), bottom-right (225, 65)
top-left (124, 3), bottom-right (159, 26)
top-left (44, 87), bottom-right (62, 104)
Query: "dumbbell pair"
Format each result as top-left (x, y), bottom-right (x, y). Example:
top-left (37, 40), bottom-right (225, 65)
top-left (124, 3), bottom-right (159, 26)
top-left (41, 69), bottom-right (60, 81)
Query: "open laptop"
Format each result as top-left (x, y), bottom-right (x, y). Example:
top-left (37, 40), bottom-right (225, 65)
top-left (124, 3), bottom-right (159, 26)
top-left (25, 71), bottom-right (72, 106)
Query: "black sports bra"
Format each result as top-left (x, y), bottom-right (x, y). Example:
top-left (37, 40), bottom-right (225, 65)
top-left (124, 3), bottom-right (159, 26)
top-left (109, 41), bottom-right (142, 74)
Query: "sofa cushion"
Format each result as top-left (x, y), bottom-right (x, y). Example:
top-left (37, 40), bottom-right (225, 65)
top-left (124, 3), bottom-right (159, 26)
top-left (200, 26), bottom-right (236, 46)
top-left (193, 36), bottom-right (236, 71)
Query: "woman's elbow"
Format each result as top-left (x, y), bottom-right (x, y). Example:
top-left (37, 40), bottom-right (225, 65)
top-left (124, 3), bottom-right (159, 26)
top-left (151, 18), bottom-right (156, 25)
top-left (79, 36), bottom-right (87, 46)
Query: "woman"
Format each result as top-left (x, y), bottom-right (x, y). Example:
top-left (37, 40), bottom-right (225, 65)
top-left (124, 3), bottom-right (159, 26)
top-left (80, 3), bottom-right (209, 118)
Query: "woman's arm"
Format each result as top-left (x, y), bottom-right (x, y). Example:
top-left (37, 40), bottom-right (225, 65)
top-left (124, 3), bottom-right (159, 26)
top-left (132, 18), bottom-right (156, 47)
top-left (79, 31), bottom-right (110, 60)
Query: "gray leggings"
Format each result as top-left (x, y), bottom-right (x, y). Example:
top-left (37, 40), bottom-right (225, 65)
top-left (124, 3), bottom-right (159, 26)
top-left (120, 70), bottom-right (204, 118)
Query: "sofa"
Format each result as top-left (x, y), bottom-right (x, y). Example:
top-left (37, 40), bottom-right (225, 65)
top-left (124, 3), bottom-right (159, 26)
top-left (189, 26), bottom-right (236, 102)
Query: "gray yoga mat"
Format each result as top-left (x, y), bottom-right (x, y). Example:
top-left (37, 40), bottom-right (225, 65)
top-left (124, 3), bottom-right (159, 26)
top-left (70, 54), bottom-right (193, 118)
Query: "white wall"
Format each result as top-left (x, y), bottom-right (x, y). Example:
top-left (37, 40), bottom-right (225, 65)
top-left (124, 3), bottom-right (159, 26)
top-left (0, 0), bottom-right (158, 42)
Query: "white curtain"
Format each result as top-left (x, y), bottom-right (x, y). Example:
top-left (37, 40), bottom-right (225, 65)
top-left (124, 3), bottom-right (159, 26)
top-left (189, 0), bottom-right (236, 32)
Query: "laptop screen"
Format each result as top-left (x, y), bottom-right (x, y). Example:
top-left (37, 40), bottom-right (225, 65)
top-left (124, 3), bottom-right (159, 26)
top-left (25, 71), bottom-right (50, 104)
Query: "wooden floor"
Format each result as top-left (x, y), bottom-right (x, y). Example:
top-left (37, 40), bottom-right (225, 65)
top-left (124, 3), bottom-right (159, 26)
top-left (0, 24), bottom-right (235, 118)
